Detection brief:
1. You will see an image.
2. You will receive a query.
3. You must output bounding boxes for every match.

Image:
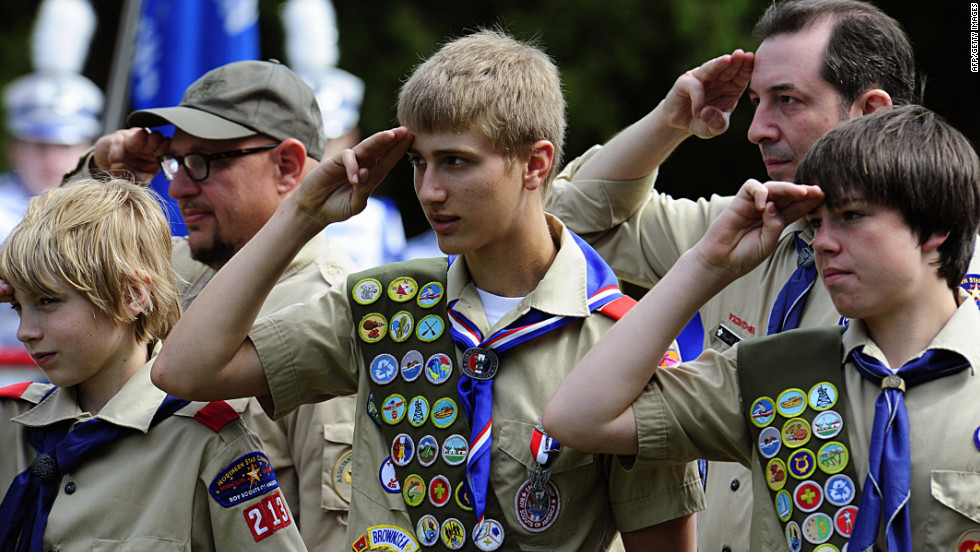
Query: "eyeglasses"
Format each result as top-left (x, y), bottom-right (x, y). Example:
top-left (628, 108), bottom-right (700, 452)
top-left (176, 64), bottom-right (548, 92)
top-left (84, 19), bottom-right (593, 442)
top-left (158, 144), bottom-right (278, 182)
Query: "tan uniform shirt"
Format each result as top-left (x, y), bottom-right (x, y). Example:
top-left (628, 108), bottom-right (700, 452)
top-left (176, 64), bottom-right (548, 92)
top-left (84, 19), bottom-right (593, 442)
top-left (250, 216), bottom-right (705, 551)
top-left (174, 234), bottom-right (357, 552)
top-left (0, 363), bottom-right (307, 550)
top-left (546, 145), bottom-right (980, 552)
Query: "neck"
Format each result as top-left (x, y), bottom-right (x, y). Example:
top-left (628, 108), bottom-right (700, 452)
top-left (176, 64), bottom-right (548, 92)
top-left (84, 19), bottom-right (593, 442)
top-left (864, 287), bottom-right (959, 368)
top-left (464, 214), bottom-right (558, 297)
top-left (77, 340), bottom-right (150, 416)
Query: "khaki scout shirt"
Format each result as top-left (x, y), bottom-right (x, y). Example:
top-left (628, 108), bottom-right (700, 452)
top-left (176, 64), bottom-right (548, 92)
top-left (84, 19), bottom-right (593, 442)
top-left (0, 363), bottom-right (306, 550)
top-left (250, 215), bottom-right (705, 551)
top-left (174, 234), bottom-right (356, 552)
top-left (547, 145), bottom-right (980, 552)
top-left (631, 294), bottom-right (980, 551)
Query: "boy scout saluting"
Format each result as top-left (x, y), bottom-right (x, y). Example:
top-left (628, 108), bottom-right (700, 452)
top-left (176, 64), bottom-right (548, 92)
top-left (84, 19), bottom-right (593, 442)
top-left (151, 30), bottom-right (703, 551)
top-left (544, 105), bottom-right (980, 551)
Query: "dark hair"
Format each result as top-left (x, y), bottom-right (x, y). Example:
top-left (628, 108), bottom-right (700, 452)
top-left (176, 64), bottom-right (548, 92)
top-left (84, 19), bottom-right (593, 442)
top-left (796, 105), bottom-right (980, 289)
top-left (754, 0), bottom-right (920, 109)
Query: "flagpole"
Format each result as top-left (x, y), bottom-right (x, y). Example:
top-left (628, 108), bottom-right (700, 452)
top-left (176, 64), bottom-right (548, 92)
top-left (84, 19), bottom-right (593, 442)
top-left (103, 0), bottom-right (143, 133)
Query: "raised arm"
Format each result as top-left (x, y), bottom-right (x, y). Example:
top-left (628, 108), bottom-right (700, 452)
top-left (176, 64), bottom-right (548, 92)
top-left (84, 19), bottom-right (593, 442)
top-left (542, 180), bottom-right (823, 454)
top-left (150, 127), bottom-right (413, 401)
top-left (88, 127), bottom-right (172, 184)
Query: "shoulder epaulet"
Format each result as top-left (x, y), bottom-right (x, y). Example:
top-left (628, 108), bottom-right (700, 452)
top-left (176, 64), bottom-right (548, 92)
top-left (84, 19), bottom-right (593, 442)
top-left (597, 295), bottom-right (637, 321)
top-left (0, 381), bottom-right (55, 404)
top-left (176, 400), bottom-right (241, 432)
top-left (0, 382), bottom-right (32, 399)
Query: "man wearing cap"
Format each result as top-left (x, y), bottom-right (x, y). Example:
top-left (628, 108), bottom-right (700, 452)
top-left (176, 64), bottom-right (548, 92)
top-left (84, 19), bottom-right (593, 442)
top-left (66, 59), bottom-right (357, 551)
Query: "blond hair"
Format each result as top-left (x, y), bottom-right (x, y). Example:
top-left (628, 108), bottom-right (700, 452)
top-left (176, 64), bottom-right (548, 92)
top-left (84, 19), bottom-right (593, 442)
top-left (0, 177), bottom-right (181, 343)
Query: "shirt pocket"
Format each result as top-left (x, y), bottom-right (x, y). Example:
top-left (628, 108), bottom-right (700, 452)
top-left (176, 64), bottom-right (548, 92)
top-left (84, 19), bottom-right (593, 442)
top-left (931, 470), bottom-right (980, 523)
top-left (91, 538), bottom-right (185, 551)
top-left (321, 420), bottom-right (355, 513)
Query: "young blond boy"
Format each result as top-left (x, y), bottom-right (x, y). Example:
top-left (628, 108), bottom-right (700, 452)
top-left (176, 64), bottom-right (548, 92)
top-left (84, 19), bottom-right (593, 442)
top-left (151, 30), bottom-right (703, 551)
top-left (544, 105), bottom-right (980, 551)
top-left (0, 178), bottom-right (305, 550)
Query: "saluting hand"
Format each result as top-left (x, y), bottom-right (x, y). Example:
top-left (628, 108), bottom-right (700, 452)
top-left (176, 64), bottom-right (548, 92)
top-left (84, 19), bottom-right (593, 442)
top-left (663, 49), bottom-right (755, 139)
top-left (92, 128), bottom-right (171, 185)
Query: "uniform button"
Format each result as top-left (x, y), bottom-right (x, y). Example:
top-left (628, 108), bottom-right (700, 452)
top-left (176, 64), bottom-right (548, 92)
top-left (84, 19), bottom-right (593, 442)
top-left (64, 481), bottom-right (76, 494)
top-left (722, 547), bottom-right (732, 552)
top-left (730, 479), bottom-right (740, 491)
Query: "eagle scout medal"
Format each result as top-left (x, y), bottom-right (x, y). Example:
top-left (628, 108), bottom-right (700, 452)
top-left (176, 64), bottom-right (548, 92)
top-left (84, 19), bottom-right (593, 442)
top-left (514, 474), bottom-right (560, 532)
top-left (332, 449), bottom-right (353, 503)
top-left (379, 457), bottom-right (400, 493)
top-left (472, 518), bottom-right (505, 551)
top-left (417, 434), bottom-right (439, 467)
top-left (391, 433), bottom-right (415, 466)
top-left (408, 395), bottom-right (430, 427)
top-left (425, 353), bottom-right (453, 385)
top-left (807, 382), bottom-right (838, 411)
top-left (417, 282), bottom-right (444, 308)
top-left (816, 442), bottom-right (848, 474)
top-left (388, 276), bottom-right (418, 302)
top-left (759, 426), bottom-right (782, 458)
top-left (370, 353), bottom-right (399, 385)
top-left (352, 278), bottom-right (382, 305)
top-left (382, 394), bottom-right (407, 424)
top-left (359, 313), bottom-right (387, 343)
top-left (833, 505), bottom-right (858, 537)
top-left (391, 311), bottom-right (415, 342)
top-left (401, 350), bottom-right (424, 382)
top-left (461, 347), bottom-right (499, 380)
top-left (440, 518), bottom-right (466, 550)
top-left (812, 410), bottom-right (843, 439)
top-left (776, 388), bottom-right (807, 417)
top-left (802, 512), bottom-right (833, 544)
top-left (416, 514), bottom-right (440, 546)
top-left (367, 525), bottom-right (420, 552)
top-left (793, 480), bottom-right (824, 513)
top-left (430, 397), bottom-right (458, 429)
top-left (824, 474), bottom-right (855, 506)
top-left (441, 434), bottom-right (468, 465)
top-left (750, 396), bottom-right (776, 427)
top-left (416, 314), bottom-right (445, 342)
top-left (402, 474), bottom-right (426, 507)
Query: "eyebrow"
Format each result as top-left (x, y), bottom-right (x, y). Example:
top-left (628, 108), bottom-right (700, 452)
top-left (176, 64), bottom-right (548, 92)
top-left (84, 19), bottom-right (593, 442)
top-left (747, 82), bottom-right (802, 96)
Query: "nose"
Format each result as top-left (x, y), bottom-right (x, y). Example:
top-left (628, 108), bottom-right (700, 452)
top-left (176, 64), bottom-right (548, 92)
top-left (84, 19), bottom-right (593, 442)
top-left (16, 311), bottom-right (41, 344)
top-left (747, 102), bottom-right (779, 145)
top-left (166, 170), bottom-right (201, 201)
top-left (414, 166), bottom-right (447, 206)
top-left (810, 223), bottom-right (839, 257)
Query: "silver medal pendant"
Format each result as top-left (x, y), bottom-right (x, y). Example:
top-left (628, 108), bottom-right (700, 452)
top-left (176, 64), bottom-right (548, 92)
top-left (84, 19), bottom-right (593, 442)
top-left (462, 347), bottom-right (499, 380)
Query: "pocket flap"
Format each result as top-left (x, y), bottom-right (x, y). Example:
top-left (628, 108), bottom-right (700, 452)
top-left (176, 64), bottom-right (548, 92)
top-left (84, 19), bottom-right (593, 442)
top-left (931, 470), bottom-right (980, 523)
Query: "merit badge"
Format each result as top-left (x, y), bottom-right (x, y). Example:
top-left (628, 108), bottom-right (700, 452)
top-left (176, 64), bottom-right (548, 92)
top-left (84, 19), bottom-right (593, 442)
top-left (382, 394), bottom-right (408, 425)
top-left (401, 350), bottom-right (424, 382)
top-left (812, 410), bottom-right (843, 440)
top-left (391, 433), bottom-right (416, 466)
top-left (332, 449), bottom-right (353, 503)
top-left (402, 473), bottom-right (426, 507)
top-left (812, 545), bottom-right (840, 552)
top-left (834, 505), bottom-right (858, 537)
top-left (776, 388), bottom-right (807, 417)
top-left (956, 529), bottom-right (980, 552)
top-left (766, 458), bottom-right (787, 491)
top-left (440, 518), bottom-right (466, 550)
top-left (441, 433), bottom-right (469, 465)
top-left (429, 475), bottom-right (452, 507)
top-left (785, 520), bottom-right (802, 552)
top-left (418, 282), bottom-right (444, 308)
top-left (408, 396), bottom-right (430, 427)
top-left (472, 518), bottom-right (505, 551)
top-left (514, 478), bottom-right (560, 533)
top-left (243, 490), bottom-right (293, 542)
top-left (370, 353), bottom-right (399, 385)
top-left (775, 489), bottom-right (793, 522)
top-left (388, 277), bottom-right (418, 302)
top-left (367, 525), bottom-right (420, 552)
top-left (379, 457), bottom-right (400, 493)
top-left (352, 278), bottom-right (382, 305)
top-left (352, 533), bottom-right (369, 552)
top-left (367, 392), bottom-right (382, 426)
top-left (817, 441), bottom-right (848, 474)
top-left (974, 425), bottom-right (980, 452)
top-left (782, 418), bottom-right (812, 448)
top-left (794, 480), bottom-right (824, 513)
top-left (416, 514), bottom-right (440, 547)
top-left (390, 311), bottom-right (415, 343)
top-left (759, 426), bottom-right (782, 459)
top-left (359, 313), bottom-right (388, 343)
top-left (209, 451), bottom-right (279, 507)
top-left (802, 512), bottom-right (833, 545)
top-left (960, 273), bottom-right (980, 307)
top-left (455, 481), bottom-right (473, 511)
top-left (461, 347), bottom-right (499, 380)
top-left (807, 382), bottom-right (838, 411)
top-left (417, 434), bottom-right (439, 467)
top-left (417, 314), bottom-right (445, 342)
top-left (431, 397), bottom-right (458, 429)
top-left (750, 396), bottom-right (776, 428)
top-left (788, 448), bottom-right (816, 480)
top-left (658, 345), bottom-right (681, 368)
top-left (425, 353), bottom-right (453, 385)
top-left (824, 474), bottom-right (855, 506)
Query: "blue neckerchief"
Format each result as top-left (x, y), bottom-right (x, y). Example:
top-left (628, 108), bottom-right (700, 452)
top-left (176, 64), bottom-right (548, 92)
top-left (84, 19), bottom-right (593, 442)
top-left (767, 233), bottom-right (816, 335)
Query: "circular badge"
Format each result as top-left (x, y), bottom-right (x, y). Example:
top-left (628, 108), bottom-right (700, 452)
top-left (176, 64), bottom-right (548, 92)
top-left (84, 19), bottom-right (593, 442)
top-left (332, 449), bottom-right (353, 503)
top-left (381, 394), bottom-right (407, 425)
top-left (812, 545), bottom-right (840, 552)
top-left (824, 473), bottom-right (855, 506)
top-left (772, 490), bottom-right (792, 523)
top-left (390, 311), bottom-right (415, 343)
top-left (812, 410), bottom-right (843, 440)
top-left (455, 481), bottom-right (473, 512)
top-left (803, 512), bottom-right (834, 544)
top-left (808, 382), bottom-right (838, 411)
top-left (782, 417), bottom-right (812, 449)
top-left (834, 505), bottom-right (859, 537)
top-left (794, 480), bottom-right (824, 513)
top-left (441, 434), bottom-right (469, 465)
top-left (974, 425), bottom-right (980, 452)
top-left (759, 426), bottom-right (782, 459)
top-left (417, 434), bottom-right (439, 467)
top-left (416, 514), bottom-right (440, 547)
top-left (379, 457), bottom-right (400, 493)
top-left (788, 448), bottom-right (816, 480)
top-left (776, 388), bottom-right (808, 418)
top-left (352, 278), bottom-right (382, 305)
top-left (817, 441), bottom-right (849, 474)
top-left (440, 517), bottom-right (466, 550)
top-left (402, 473), bottom-right (426, 507)
top-left (956, 529), bottom-right (980, 552)
top-left (358, 313), bottom-right (387, 343)
top-left (367, 392), bottom-right (382, 426)
top-left (461, 347), bottom-right (499, 380)
top-left (514, 478), bottom-right (560, 533)
top-left (785, 520), bottom-right (802, 552)
top-left (425, 353), bottom-right (453, 385)
top-left (766, 457), bottom-right (787, 491)
top-left (417, 314), bottom-right (446, 342)
top-left (370, 353), bottom-right (399, 385)
top-left (418, 282), bottom-right (445, 308)
top-left (391, 433), bottom-right (416, 466)
top-left (431, 397), bottom-right (458, 429)
top-left (959, 273), bottom-right (980, 307)
top-left (401, 350), bottom-right (424, 382)
top-left (388, 276), bottom-right (418, 302)
top-left (407, 396), bottom-right (430, 428)
top-left (429, 475), bottom-right (452, 507)
top-left (750, 396), bottom-right (776, 428)
top-left (472, 518), bottom-right (505, 551)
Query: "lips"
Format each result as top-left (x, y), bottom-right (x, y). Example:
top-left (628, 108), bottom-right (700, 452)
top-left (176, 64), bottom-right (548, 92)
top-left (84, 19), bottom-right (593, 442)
top-left (30, 351), bottom-right (54, 367)
top-left (820, 267), bottom-right (849, 286)
top-left (179, 205), bottom-right (213, 226)
top-left (427, 213), bottom-right (459, 234)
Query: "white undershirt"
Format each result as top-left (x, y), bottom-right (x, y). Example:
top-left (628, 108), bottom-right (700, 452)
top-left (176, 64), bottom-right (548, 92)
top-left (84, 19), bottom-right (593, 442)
top-left (476, 288), bottom-right (524, 328)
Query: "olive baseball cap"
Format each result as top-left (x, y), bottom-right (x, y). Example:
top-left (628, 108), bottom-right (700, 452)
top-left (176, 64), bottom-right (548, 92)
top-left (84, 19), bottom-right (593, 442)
top-left (128, 60), bottom-right (326, 160)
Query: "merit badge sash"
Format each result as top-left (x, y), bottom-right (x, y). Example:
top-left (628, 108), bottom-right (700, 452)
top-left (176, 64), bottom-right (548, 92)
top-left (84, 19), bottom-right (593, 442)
top-left (737, 326), bottom-right (863, 552)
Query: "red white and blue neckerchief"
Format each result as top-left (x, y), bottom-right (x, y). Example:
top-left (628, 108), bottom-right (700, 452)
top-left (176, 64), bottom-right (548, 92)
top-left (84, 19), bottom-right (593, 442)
top-left (448, 231), bottom-right (624, 524)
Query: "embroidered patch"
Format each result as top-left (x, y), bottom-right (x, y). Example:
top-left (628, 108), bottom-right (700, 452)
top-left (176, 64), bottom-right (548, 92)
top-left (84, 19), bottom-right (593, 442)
top-left (775, 489), bottom-right (793, 522)
top-left (418, 282), bottom-right (444, 308)
top-left (793, 480), bottom-right (824, 513)
top-left (956, 529), bottom-right (980, 552)
top-left (750, 396), bottom-right (776, 428)
top-left (243, 490), bottom-right (292, 542)
top-left (514, 478), bottom-right (560, 532)
top-left (367, 392), bottom-right (382, 426)
top-left (408, 396), bottom-right (430, 427)
top-left (974, 425), bottom-right (980, 452)
top-left (359, 313), bottom-right (388, 343)
top-left (812, 410), bottom-right (843, 440)
top-left (776, 388), bottom-right (807, 417)
top-left (379, 457), bottom-right (400, 493)
top-left (812, 545), bottom-right (839, 552)
top-left (824, 474), bottom-right (855, 506)
top-left (788, 448), bottom-right (816, 480)
top-left (472, 518), bottom-right (505, 550)
top-left (802, 512), bottom-right (833, 544)
top-left (367, 525), bottom-right (420, 552)
top-left (807, 382), bottom-right (838, 411)
top-left (455, 480), bottom-right (473, 512)
top-left (388, 277), bottom-right (419, 303)
top-left (193, 401), bottom-right (240, 432)
top-left (351, 533), bottom-right (369, 551)
top-left (429, 475), bottom-right (452, 507)
top-left (416, 314), bottom-right (445, 342)
top-left (658, 345), bottom-right (681, 368)
top-left (766, 458), bottom-right (787, 491)
top-left (332, 449), bottom-right (353, 503)
top-left (370, 353), bottom-right (399, 385)
top-left (431, 397), bottom-right (458, 429)
top-left (441, 433), bottom-right (468, 465)
top-left (352, 278), bottom-right (382, 305)
top-left (759, 426), bottom-right (782, 458)
top-left (425, 353), bottom-right (453, 385)
top-left (401, 350), bottom-right (425, 382)
top-left (391, 433), bottom-right (416, 466)
top-left (782, 418), bottom-right (811, 448)
top-left (960, 273), bottom-right (980, 307)
top-left (382, 394), bottom-right (407, 425)
top-left (402, 473), bottom-right (426, 507)
top-left (817, 441), bottom-right (848, 474)
top-left (209, 452), bottom-right (279, 507)
top-left (416, 514), bottom-right (440, 546)
top-left (417, 434), bottom-right (439, 467)
top-left (785, 520), bottom-right (802, 552)
top-left (390, 311), bottom-right (415, 343)
top-left (833, 505), bottom-right (858, 537)
top-left (440, 517), bottom-right (466, 550)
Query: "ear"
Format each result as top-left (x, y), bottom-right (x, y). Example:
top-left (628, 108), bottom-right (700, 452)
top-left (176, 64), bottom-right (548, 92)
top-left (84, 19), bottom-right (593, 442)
top-left (123, 272), bottom-right (153, 318)
top-left (849, 88), bottom-right (892, 117)
top-left (274, 138), bottom-right (309, 195)
top-left (522, 140), bottom-right (555, 192)
top-left (921, 231), bottom-right (949, 253)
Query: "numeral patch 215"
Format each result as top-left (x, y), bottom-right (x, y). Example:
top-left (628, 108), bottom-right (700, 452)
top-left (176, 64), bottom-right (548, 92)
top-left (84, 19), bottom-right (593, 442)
top-left (243, 490), bottom-right (293, 541)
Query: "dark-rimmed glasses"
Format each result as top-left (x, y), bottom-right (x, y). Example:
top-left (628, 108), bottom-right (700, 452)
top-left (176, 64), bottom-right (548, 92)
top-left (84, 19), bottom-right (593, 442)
top-left (158, 144), bottom-right (278, 182)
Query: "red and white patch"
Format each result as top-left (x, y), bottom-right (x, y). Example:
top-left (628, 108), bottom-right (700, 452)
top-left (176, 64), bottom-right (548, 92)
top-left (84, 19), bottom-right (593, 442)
top-left (243, 490), bottom-right (293, 542)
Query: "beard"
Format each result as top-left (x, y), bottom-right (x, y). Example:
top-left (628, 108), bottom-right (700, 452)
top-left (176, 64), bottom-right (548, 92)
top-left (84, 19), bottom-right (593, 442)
top-left (189, 229), bottom-right (238, 269)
